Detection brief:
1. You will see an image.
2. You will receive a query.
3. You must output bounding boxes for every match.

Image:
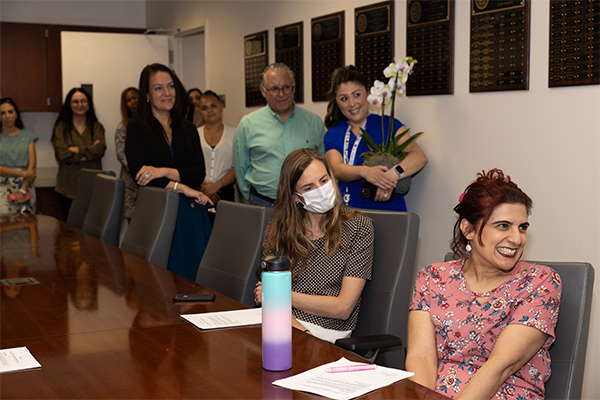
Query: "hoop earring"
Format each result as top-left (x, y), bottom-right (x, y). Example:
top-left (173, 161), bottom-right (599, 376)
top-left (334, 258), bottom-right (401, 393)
top-left (465, 241), bottom-right (472, 252)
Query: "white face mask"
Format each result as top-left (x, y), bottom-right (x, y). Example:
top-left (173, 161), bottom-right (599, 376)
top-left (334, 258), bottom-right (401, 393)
top-left (296, 180), bottom-right (336, 214)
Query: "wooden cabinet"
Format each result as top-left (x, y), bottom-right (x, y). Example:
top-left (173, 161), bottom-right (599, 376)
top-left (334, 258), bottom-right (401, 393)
top-left (0, 22), bottom-right (144, 112)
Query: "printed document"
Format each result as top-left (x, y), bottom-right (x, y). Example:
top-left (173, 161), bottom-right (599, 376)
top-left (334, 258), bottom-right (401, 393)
top-left (272, 357), bottom-right (414, 400)
top-left (181, 308), bottom-right (262, 329)
top-left (0, 347), bottom-right (41, 373)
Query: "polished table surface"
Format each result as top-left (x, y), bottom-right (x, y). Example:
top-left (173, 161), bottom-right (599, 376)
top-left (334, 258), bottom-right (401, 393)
top-left (1, 214), bottom-right (447, 399)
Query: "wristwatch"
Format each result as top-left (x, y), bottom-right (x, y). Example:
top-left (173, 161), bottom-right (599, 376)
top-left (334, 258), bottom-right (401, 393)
top-left (394, 164), bottom-right (405, 179)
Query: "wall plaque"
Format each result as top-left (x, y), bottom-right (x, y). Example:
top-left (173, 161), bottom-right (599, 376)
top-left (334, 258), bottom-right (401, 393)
top-left (355, 1), bottom-right (394, 87)
top-left (311, 11), bottom-right (345, 102)
top-left (244, 30), bottom-right (268, 107)
top-left (407, 0), bottom-right (455, 95)
top-left (469, 0), bottom-right (530, 92)
top-left (549, 0), bottom-right (599, 87)
top-left (275, 22), bottom-right (304, 103)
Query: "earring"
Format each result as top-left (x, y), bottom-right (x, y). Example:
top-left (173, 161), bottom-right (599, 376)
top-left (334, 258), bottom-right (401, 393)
top-left (465, 241), bottom-right (472, 252)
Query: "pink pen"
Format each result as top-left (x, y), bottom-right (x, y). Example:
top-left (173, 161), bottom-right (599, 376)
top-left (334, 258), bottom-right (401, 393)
top-left (327, 364), bottom-right (377, 373)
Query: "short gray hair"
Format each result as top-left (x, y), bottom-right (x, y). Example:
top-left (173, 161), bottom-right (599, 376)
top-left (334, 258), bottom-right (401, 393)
top-left (261, 63), bottom-right (295, 87)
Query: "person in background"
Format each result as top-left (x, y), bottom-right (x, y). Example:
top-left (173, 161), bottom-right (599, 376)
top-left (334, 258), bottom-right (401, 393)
top-left (324, 66), bottom-right (427, 211)
top-left (52, 88), bottom-right (106, 219)
top-left (186, 88), bottom-right (204, 128)
top-left (0, 98), bottom-right (38, 214)
top-left (233, 63), bottom-right (325, 207)
top-left (126, 63), bottom-right (212, 281)
top-left (115, 87), bottom-right (139, 221)
top-left (197, 90), bottom-right (236, 225)
top-left (254, 148), bottom-right (374, 343)
top-left (406, 169), bottom-right (562, 400)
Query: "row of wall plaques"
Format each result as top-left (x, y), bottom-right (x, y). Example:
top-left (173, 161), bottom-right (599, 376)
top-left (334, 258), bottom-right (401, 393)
top-left (549, 0), bottom-right (599, 87)
top-left (407, 0), bottom-right (455, 95)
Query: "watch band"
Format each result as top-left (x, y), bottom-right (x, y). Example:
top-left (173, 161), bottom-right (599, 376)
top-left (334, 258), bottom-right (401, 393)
top-left (395, 165), bottom-right (405, 179)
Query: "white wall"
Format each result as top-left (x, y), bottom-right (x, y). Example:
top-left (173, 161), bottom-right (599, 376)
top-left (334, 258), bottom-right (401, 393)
top-left (0, 0), bottom-right (146, 28)
top-left (146, 1), bottom-right (600, 398)
top-left (61, 31), bottom-right (169, 175)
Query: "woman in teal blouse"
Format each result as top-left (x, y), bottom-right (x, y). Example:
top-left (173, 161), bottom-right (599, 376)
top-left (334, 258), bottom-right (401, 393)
top-left (0, 98), bottom-right (38, 214)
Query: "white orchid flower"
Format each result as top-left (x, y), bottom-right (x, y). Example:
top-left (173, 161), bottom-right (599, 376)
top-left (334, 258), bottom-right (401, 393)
top-left (383, 63), bottom-right (397, 78)
top-left (367, 93), bottom-right (383, 106)
top-left (387, 77), bottom-right (396, 91)
top-left (381, 84), bottom-right (393, 100)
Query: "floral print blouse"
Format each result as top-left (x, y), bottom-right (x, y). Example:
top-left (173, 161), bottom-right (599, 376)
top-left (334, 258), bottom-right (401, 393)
top-left (410, 259), bottom-right (562, 399)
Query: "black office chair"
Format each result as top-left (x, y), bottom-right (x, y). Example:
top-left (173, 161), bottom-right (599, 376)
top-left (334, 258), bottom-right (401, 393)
top-left (195, 201), bottom-right (273, 306)
top-left (121, 186), bottom-right (179, 269)
top-left (335, 210), bottom-right (420, 370)
top-left (81, 174), bottom-right (125, 247)
top-left (443, 252), bottom-right (595, 400)
top-left (67, 168), bottom-right (115, 229)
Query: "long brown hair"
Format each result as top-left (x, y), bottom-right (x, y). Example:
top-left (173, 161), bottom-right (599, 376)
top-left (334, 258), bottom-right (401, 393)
top-left (263, 148), bottom-right (359, 280)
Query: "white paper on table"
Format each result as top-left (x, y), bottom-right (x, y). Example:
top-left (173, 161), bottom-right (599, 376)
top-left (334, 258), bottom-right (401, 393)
top-left (272, 357), bottom-right (414, 400)
top-left (181, 308), bottom-right (262, 329)
top-left (0, 347), bottom-right (41, 373)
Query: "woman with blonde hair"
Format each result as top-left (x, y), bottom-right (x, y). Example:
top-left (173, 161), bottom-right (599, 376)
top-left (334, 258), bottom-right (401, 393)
top-left (254, 148), bottom-right (374, 343)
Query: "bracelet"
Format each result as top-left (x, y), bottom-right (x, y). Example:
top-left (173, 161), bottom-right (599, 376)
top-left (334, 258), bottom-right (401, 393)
top-left (19, 189), bottom-right (27, 195)
top-left (173, 182), bottom-right (178, 192)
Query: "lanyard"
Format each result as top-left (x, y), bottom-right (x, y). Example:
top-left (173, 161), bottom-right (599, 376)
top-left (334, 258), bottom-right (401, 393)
top-left (343, 125), bottom-right (363, 166)
top-left (342, 124), bottom-right (364, 205)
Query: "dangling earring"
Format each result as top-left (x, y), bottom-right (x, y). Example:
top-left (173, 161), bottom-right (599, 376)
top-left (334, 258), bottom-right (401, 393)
top-left (465, 241), bottom-right (472, 252)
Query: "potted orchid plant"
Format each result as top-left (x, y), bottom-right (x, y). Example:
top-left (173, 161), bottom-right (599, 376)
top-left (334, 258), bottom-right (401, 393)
top-left (360, 56), bottom-right (423, 195)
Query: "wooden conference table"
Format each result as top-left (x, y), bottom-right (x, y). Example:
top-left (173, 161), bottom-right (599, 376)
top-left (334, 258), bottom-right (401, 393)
top-left (0, 214), bottom-right (447, 399)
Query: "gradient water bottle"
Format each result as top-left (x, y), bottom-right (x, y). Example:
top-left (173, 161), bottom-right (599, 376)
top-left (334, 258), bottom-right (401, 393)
top-left (261, 253), bottom-right (292, 371)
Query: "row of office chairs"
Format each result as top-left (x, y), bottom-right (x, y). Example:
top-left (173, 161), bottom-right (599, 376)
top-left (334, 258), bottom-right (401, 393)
top-left (68, 169), bottom-right (179, 269)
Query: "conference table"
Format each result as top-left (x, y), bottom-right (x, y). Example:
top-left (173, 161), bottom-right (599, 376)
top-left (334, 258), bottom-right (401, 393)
top-left (0, 214), bottom-right (447, 399)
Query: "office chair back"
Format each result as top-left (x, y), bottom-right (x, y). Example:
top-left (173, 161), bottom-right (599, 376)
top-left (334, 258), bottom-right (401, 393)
top-left (67, 168), bottom-right (115, 229)
top-left (352, 209), bottom-right (420, 369)
top-left (195, 201), bottom-right (272, 306)
top-left (443, 252), bottom-right (594, 400)
top-left (82, 174), bottom-right (125, 247)
top-left (121, 186), bottom-right (179, 269)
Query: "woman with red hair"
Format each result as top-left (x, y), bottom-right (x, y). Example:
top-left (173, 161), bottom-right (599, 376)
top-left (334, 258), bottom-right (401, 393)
top-left (406, 169), bottom-right (562, 400)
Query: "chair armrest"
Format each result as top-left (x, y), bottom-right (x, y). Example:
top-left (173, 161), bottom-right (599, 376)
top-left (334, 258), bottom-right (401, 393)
top-left (335, 334), bottom-right (402, 353)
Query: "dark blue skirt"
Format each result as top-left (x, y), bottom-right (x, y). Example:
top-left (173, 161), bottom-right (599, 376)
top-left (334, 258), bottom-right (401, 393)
top-left (167, 193), bottom-right (212, 281)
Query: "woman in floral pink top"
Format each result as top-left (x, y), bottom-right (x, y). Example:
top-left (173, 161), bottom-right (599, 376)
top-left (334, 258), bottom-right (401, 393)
top-left (406, 169), bottom-right (561, 400)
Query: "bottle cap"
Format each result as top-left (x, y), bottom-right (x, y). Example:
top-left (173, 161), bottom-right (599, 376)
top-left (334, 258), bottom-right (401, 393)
top-left (262, 253), bottom-right (290, 272)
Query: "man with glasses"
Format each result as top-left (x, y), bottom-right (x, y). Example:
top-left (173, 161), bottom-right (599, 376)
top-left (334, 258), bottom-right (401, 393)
top-left (233, 63), bottom-right (325, 207)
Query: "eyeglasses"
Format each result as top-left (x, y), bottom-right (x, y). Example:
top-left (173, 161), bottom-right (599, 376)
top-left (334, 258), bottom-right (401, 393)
top-left (263, 85), bottom-right (294, 95)
top-left (71, 99), bottom-right (88, 105)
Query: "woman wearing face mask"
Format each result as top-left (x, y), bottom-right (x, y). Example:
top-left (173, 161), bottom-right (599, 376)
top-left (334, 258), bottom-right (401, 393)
top-left (254, 148), bottom-right (374, 343)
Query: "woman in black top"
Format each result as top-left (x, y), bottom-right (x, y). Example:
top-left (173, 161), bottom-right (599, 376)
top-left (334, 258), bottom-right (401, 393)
top-left (126, 63), bottom-right (212, 281)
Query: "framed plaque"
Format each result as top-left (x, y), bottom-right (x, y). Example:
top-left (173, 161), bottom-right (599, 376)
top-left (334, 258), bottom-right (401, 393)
top-left (549, 0), bottom-right (599, 87)
top-left (244, 30), bottom-right (268, 107)
top-left (275, 22), bottom-right (304, 103)
top-left (355, 1), bottom-right (394, 87)
top-left (469, 0), bottom-right (531, 92)
top-left (311, 11), bottom-right (345, 102)
top-left (407, 0), bottom-right (455, 96)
